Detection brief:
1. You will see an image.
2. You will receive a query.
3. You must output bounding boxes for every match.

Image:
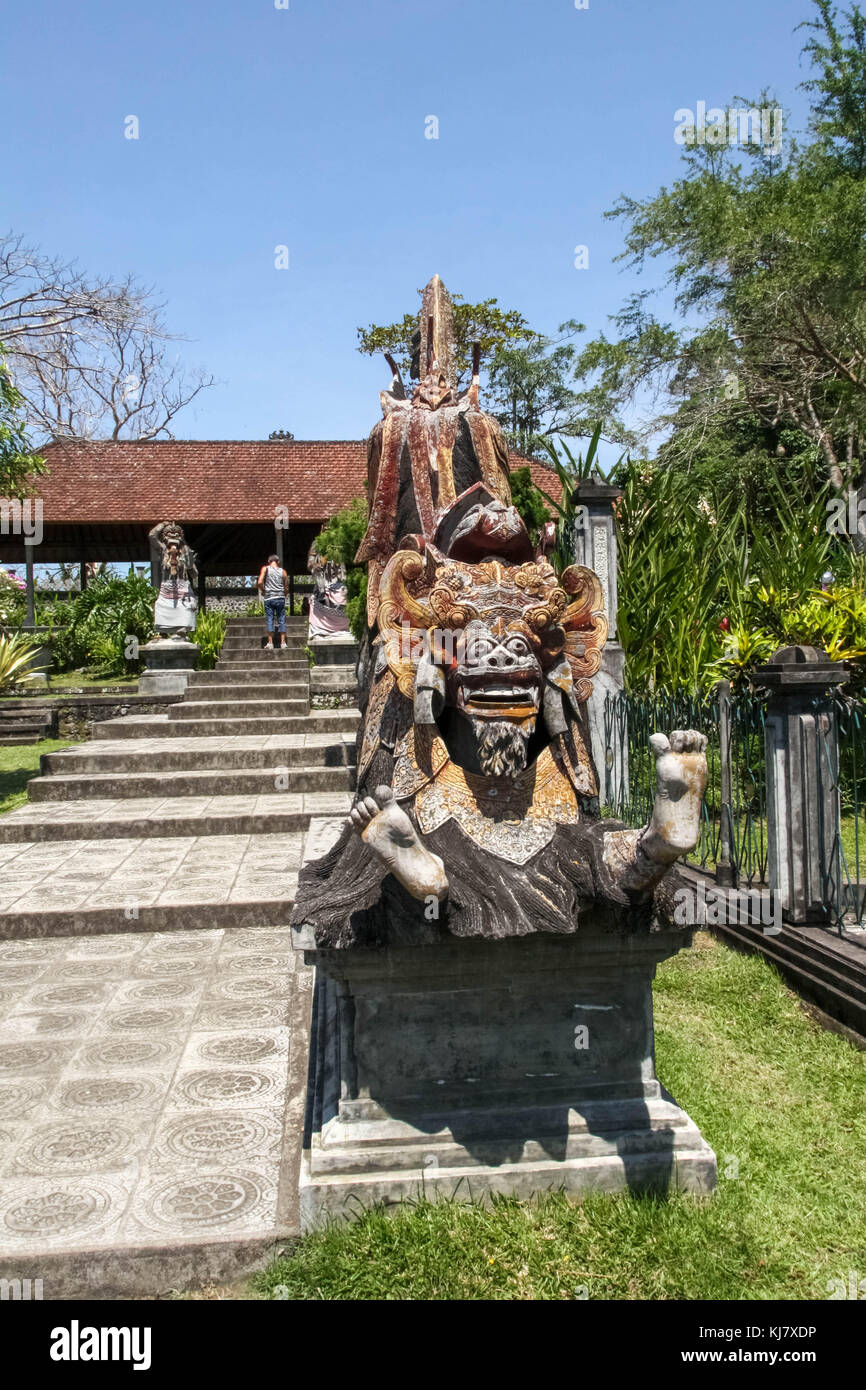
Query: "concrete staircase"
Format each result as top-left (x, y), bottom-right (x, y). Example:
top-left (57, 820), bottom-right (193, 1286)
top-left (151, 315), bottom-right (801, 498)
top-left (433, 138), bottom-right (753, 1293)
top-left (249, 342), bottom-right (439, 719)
top-left (0, 616), bottom-right (359, 930)
top-left (0, 614), bottom-right (358, 1295)
top-left (0, 703), bottom-right (58, 746)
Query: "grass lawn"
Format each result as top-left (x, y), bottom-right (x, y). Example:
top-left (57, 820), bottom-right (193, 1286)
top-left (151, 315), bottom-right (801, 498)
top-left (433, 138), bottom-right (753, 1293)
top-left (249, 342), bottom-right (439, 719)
top-left (0, 671), bottom-right (139, 696)
top-left (46, 671), bottom-right (139, 691)
top-left (0, 739), bottom-right (79, 816)
top-left (254, 934), bottom-right (866, 1301)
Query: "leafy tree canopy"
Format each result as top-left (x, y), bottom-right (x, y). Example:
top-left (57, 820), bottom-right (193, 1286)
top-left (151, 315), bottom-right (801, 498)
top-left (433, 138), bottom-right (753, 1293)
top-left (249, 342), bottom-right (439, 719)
top-left (508, 466), bottom-right (551, 543)
top-left (571, 0), bottom-right (866, 493)
top-left (357, 293), bottom-right (538, 394)
top-left (358, 290), bottom-right (589, 455)
top-left (0, 350), bottom-right (45, 497)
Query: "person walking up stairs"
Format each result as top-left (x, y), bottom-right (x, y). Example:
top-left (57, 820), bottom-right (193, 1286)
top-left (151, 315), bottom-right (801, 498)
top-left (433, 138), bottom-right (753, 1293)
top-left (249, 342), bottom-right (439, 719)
top-left (257, 554), bottom-right (289, 651)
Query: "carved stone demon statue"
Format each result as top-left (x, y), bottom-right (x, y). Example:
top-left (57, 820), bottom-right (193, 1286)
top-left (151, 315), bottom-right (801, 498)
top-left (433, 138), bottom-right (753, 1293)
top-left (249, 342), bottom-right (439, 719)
top-left (290, 279), bottom-right (718, 1218)
top-left (149, 521), bottom-right (198, 637)
top-left (293, 277), bottom-right (708, 948)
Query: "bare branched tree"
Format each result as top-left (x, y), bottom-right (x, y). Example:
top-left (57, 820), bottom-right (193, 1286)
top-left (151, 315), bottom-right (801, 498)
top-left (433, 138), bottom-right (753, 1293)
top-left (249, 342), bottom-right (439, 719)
top-left (0, 232), bottom-right (214, 440)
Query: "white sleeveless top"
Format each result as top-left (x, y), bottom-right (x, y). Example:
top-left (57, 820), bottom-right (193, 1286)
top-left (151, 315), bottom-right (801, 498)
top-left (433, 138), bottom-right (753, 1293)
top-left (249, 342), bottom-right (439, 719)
top-left (264, 566), bottom-right (285, 597)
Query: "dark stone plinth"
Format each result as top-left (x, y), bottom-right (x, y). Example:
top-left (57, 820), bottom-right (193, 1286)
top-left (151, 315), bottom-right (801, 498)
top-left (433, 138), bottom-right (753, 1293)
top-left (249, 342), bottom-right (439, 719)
top-left (310, 637), bottom-right (359, 667)
top-left (138, 637), bottom-right (200, 696)
top-left (292, 921), bottom-right (717, 1225)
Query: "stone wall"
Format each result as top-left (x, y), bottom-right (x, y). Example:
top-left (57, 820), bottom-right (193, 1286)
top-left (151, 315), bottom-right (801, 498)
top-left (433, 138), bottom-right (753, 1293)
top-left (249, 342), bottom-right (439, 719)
top-left (0, 693), bottom-right (179, 740)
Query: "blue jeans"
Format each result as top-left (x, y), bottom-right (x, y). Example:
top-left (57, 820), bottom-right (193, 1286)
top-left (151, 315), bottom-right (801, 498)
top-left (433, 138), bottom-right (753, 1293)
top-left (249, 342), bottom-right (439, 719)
top-left (265, 597), bottom-right (286, 634)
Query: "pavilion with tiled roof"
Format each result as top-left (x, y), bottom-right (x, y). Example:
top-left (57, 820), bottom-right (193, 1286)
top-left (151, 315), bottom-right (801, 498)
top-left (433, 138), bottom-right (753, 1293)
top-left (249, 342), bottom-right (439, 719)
top-left (0, 438), bottom-right (561, 603)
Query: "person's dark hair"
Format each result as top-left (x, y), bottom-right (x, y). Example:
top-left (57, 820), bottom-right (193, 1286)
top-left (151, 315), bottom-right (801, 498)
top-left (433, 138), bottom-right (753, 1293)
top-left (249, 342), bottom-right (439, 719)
top-left (268, 554), bottom-right (279, 564)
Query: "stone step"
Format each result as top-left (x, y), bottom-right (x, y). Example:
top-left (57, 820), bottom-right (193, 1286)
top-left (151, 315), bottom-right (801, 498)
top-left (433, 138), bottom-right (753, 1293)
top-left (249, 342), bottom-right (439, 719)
top-left (0, 733), bottom-right (45, 746)
top-left (178, 683), bottom-right (309, 703)
top-left (113, 716), bottom-right (341, 738)
top-left (226, 617), bottom-right (307, 627)
top-left (222, 630), bottom-right (307, 642)
top-left (217, 652), bottom-right (307, 663)
top-left (188, 667), bottom-right (308, 685)
top-left (0, 831), bottom-right (306, 938)
top-left (221, 636), bottom-right (307, 648)
top-left (0, 710), bottom-right (55, 724)
top-left (169, 698), bottom-right (308, 720)
top-left (40, 736), bottom-right (356, 775)
top-left (215, 661), bottom-right (311, 674)
top-left (27, 763), bottom-right (355, 802)
top-left (715, 919), bottom-right (866, 1031)
top-left (91, 710), bottom-right (361, 739)
top-left (0, 790), bottom-right (352, 842)
top-left (219, 649), bottom-right (309, 659)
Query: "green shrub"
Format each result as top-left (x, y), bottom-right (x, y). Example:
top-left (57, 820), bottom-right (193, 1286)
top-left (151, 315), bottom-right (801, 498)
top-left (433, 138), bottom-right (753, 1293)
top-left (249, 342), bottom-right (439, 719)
top-left (0, 571), bottom-right (26, 629)
top-left (509, 465), bottom-right (551, 544)
top-left (194, 610), bottom-right (227, 670)
top-left (44, 571), bottom-right (156, 678)
top-left (346, 570), bottom-right (368, 642)
top-left (0, 631), bottom-right (44, 692)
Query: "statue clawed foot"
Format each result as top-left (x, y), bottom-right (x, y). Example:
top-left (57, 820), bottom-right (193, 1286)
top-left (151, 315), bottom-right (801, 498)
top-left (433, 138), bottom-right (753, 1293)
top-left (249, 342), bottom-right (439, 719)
top-left (349, 785), bottom-right (449, 903)
top-left (604, 730), bottom-right (709, 894)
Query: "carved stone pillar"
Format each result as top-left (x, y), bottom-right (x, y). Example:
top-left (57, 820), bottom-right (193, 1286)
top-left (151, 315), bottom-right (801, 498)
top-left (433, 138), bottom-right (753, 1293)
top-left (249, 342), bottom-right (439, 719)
top-left (754, 645), bottom-right (849, 924)
top-left (572, 478), bottom-right (625, 803)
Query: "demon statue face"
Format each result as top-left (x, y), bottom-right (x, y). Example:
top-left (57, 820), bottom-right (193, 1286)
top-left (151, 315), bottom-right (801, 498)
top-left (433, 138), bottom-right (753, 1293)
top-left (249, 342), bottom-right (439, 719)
top-left (376, 545), bottom-right (607, 787)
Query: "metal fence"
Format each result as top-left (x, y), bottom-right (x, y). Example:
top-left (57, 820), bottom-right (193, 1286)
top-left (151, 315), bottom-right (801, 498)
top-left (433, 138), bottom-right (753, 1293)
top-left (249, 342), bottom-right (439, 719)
top-left (601, 685), bottom-right (866, 931)
top-left (830, 693), bottom-right (866, 926)
top-left (601, 685), bottom-right (770, 889)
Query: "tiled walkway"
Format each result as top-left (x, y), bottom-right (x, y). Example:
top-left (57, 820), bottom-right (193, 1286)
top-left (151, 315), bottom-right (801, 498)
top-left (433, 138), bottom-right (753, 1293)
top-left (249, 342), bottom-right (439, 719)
top-left (0, 791), bottom-right (351, 832)
top-left (0, 620), bottom-right (356, 1294)
top-left (0, 835), bottom-right (305, 914)
top-left (0, 926), bottom-right (312, 1296)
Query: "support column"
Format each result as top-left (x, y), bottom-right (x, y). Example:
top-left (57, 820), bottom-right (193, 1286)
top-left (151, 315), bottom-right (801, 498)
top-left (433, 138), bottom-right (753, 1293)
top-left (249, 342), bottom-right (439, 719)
top-left (754, 645), bottom-right (849, 925)
top-left (573, 478), bottom-right (626, 804)
top-left (24, 548), bottom-right (35, 629)
top-left (23, 544), bottom-right (49, 685)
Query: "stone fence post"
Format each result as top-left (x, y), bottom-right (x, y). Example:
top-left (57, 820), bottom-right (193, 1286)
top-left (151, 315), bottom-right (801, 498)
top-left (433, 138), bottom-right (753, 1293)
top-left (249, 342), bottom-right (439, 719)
top-left (572, 477), bottom-right (626, 803)
top-left (754, 645), bottom-right (849, 925)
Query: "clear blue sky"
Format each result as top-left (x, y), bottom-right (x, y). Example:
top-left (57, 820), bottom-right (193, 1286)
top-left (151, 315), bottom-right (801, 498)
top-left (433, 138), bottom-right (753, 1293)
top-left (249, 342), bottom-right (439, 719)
top-left (6, 0), bottom-right (812, 456)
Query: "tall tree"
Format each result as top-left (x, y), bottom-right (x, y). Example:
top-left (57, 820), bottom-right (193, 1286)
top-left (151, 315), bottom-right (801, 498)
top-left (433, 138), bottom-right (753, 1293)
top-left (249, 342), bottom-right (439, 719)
top-left (357, 290), bottom-right (540, 394)
top-left (486, 334), bottom-right (584, 457)
top-left (571, 1), bottom-right (866, 491)
top-left (358, 287), bottom-right (587, 454)
top-left (0, 233), bottom-right (213, 441)
top-left (0, 349), bottom-right (44, 497)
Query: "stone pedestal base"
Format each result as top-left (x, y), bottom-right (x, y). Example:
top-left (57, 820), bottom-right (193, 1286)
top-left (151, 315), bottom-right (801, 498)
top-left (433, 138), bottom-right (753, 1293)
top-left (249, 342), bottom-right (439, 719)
top-left (138, 637), bottom-right (199, 696)
top-left (309, 634), bottom-right (359, 667)
top-left (292, 926), bottom-right (717, 1227)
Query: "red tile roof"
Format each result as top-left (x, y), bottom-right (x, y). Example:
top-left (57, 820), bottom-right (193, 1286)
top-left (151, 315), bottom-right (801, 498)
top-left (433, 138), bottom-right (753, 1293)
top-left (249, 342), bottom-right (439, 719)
top-left (35, 440), bottom-right (562, 525)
